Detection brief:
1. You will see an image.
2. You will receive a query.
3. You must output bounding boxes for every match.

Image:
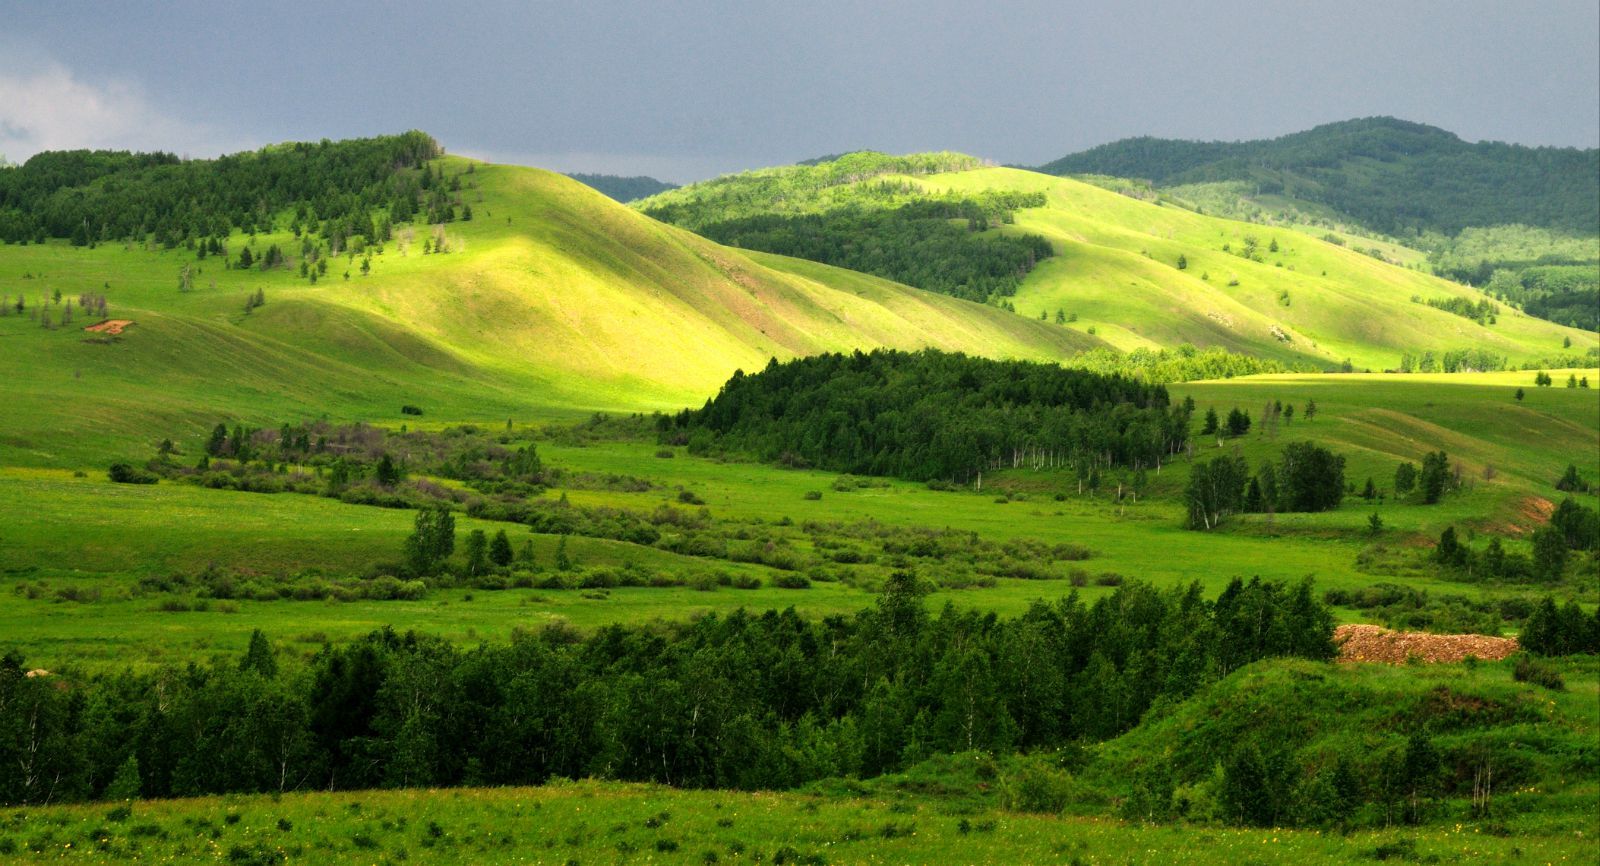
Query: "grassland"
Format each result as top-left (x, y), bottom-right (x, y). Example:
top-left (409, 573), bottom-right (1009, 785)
top-left (3, 369), bottom-right (1592, 670)
top-left (918, 167), bottom-right (1594, 370)
top-left (2, 779), bottom-right (1587, 865)
top-left (0, 156), bottom-right (1092, 468)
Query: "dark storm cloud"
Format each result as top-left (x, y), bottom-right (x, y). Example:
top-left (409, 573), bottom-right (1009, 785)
top-left (3, 0), bottom-right (1595, 181)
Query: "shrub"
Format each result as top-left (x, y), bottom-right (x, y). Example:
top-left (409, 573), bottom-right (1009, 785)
top-left (772, 574), bottom-right (812, 590)
top-left (803, 490), bottom-right (822, 501)
top-left (1001, 758), bottom-right (1077, 814)
top-left (108, 463), bottom-right (159, 484)
top-left (1511, 654), bottom-right (1565, 690)
top-left (400, 405), bottom-right (424, 416)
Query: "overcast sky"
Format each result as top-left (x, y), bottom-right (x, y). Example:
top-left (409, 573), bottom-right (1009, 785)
top-left (2, 1), bottom-right (1596, 182)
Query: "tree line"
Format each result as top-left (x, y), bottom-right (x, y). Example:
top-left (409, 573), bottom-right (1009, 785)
top-left (663, 350), bottom-right (1187, 484)
top-left (0, 132), bottom-right (440, 246)
top-left (0, 575), bottom-right (1334, 806)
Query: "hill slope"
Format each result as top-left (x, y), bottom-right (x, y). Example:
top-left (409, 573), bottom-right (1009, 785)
top-left (639, 154), bottom-right (1594, 371)
top-left (1035, 117), bottom-right (1600, 237)
top-left (0, 149), bottom-right (1096, 467)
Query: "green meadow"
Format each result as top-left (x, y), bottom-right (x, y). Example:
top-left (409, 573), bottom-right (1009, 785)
top-left (1, 140), bottom-right (1596, 864)
top-left (3, 368), bottom-right (1593, 670)
top-left (0, 778), bottom-right (1589, 866)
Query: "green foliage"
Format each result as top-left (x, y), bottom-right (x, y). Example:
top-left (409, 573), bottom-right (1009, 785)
top-left (104, 754), bottom-right (142, 801)
top-left (1037, 117), bottom-right (1599, 237)
top-left (488, 529), bottom-right (514, 568)
top-left (1277, 441), bottom-right (1346, 513)
top-left (0, 132), bottom-right (440, 244)
top-left (1519, 596), bottom-right (1599, 656)
top-left (404, 505), bottom-right (456, 575)
top-left (667, 350), bottom-right (1183, 484)
top-left (1417, 451), bottom-right (1452, 504)
top-left (240, 629), bottom-right (278, 678)
top-left (107, 463), bottom-right (158, 484)
top-left (0, 578), bottom-right (1335, 804)
top-left (1062, 345), bottom-right (1291, 383)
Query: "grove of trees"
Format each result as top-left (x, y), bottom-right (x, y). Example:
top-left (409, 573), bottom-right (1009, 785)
top-left (665, 350), bottom-right (1188, 483)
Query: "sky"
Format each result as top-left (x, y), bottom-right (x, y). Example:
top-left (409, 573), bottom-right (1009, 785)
top-left (2, 0), bottom-right (1596, 183)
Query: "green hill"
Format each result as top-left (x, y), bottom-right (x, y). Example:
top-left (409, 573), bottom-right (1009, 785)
top-left (1035, 117), bottom-right (1600, 237)
top-left (638, 153), bottom-right (1595, 371)
top-left (0, 139), bottom-right (1099, 467)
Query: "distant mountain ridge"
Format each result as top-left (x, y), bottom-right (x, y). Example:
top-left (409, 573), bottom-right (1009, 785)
top-left (1036, 117), bottom-right (1599, 237)
top-left (566, 173), bottom-right (677, 202)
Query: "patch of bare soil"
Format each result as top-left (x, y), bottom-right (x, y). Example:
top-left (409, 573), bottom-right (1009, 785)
top-left (84, 319), bottom-right (134, 336)
top-left (1334, 623), bottom-right (1518, 664)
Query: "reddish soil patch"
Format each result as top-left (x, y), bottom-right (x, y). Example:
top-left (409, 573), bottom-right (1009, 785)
top-left (1516, 496), bottom-right (1555, 523)
top-left (84, 319), bottom-right (134, 336)
top-left (1335, 623), bottom-right (1518, 665)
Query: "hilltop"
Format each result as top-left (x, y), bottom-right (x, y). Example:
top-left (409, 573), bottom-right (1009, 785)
top-left (638, 151), bottom-right (1595, 371)
top-left (0, 136), bottom-right (1094, 466)
top-left (1035, 117), bottom-right (1600, 238)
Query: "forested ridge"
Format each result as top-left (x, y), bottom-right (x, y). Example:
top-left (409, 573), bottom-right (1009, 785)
top-left (1037, 117), bottom-right (1599, 237)
top-left (665, 350), bottom-right (1186, 482)
top-left (639, 152), bottom-right (1055, 301)
top-left (0, 131), bottom-right (441, 245)
top-left (566, 172), bottom-right (678, 202)
top-left (0, 575), bottom-right (1335, 804)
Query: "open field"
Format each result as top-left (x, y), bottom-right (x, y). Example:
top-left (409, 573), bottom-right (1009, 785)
top-left (1, 779), bottom-right (1588, 866)
top-left (3, 369), bottom-right (1593, 670)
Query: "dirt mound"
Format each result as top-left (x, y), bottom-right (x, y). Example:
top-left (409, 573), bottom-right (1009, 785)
top-left (1335, 623), bottom-right (1518, 664)
top-left (84, 319), bottom-right (134, 335)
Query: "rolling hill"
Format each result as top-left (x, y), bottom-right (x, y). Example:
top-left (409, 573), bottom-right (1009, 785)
top-left (0, 144), bottom-right (1097, 467)
top-left (1034, 117), bottom-right (1600, 237)
top-left (638, 153), bottom-right (1595, 371)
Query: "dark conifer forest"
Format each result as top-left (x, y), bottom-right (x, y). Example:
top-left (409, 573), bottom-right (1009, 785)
top-left (664, 350), bottom-right (1187, 482)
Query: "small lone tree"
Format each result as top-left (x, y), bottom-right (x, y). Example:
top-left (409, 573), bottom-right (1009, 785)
top-left (375, 453), bottom-right (402, 487)
top-left (105, 754), bottom-right (142, 801)
top-left (240, 629), bottom-right (277, 678)
top-left (1394, 461), bottom-right (1417, 496)
top-left (404, 505), bottom-right (456, 575)
top-left (464, 529), bottom-right (488, 576)
top-left (489, 529), bottom-right (514, 567)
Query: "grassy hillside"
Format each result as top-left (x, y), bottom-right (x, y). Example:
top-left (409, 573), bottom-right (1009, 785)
top-left (1035, 117), bottom-right (1600, 237)
top-left (0, 153), bottom-right (1095, 467)
top-left (642, 153), bottom-right (1593, 370)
